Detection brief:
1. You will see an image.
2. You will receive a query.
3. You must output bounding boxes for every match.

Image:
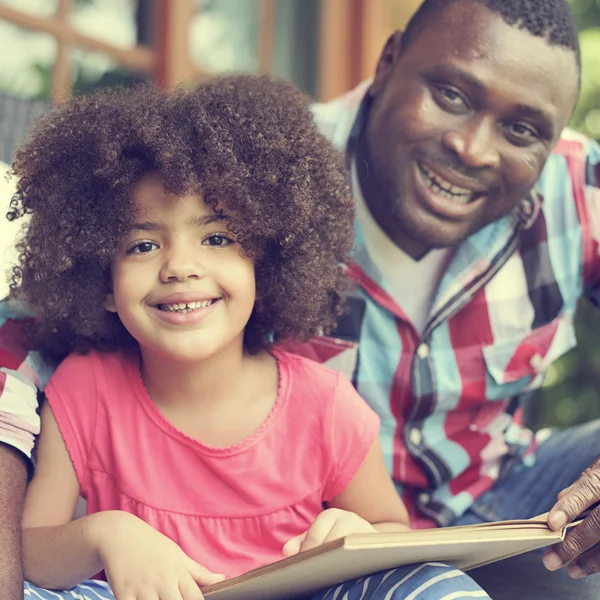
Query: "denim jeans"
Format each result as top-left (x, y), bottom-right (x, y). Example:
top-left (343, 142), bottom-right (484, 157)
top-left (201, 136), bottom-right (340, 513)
top-left (458, 419), bottom-right (600, 600)
top-left (454, 420), bottom-right (600, 526)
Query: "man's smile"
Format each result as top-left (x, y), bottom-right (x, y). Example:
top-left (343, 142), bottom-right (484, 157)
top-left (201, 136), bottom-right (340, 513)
top-left (417, 161), bottom-right (487, 205)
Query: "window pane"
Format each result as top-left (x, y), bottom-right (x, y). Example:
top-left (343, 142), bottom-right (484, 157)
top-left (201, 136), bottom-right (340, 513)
top-left (0, 0), bottom-right (59, 18)
top-left (68, 0), bottom-right (139, 50)
top-left (191, 0), bottom-right (260, 73)
top-left (0, 20), bottom-right (56, 100)
top-left (70, 46), bottom-right (147, 95)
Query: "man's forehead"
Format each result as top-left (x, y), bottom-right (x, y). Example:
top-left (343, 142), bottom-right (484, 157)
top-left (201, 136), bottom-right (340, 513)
top-left (401, 2), bottom-right (579, 120)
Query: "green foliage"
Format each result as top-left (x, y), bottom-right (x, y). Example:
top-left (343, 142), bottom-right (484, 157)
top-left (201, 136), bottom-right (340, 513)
top-left (531, 1), bottom-right (600, 431)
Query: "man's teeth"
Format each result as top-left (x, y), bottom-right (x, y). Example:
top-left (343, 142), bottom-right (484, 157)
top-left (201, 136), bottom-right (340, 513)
top-left (159, 300), bottom-right (215, 313)
top-left (419, 163), bottom-right (478, 204)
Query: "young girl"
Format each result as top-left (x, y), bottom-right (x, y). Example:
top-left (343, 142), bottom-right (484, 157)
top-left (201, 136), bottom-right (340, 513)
top-left (12, 76), bottom-right (491, 600)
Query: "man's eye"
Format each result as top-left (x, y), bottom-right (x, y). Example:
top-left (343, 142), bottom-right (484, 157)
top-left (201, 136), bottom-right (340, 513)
top-left (433, 85), bottom-right (468, 110)
top-left (203, 234), bottom-right (233, 247)
top-left (127, 241), bottom-right (157, 255)
top-left (504, 122), bottom-right (539, 145)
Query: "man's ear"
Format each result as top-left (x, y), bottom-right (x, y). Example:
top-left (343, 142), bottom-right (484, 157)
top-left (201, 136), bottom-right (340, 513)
top-left (104, 293), bottom-right (117, 313)
top-left (368, 31), bottom-right (403, 98)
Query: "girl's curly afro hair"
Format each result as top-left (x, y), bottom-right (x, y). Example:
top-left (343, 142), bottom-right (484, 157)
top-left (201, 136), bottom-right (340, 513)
top-left (8, 75), bottom-right (354, 359)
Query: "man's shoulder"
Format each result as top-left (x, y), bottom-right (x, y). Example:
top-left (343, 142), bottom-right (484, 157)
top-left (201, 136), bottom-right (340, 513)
top-left (310, 81), bottom-right (371, 149)
top-left (547, 128), bottom-right (600, 175)
top-left (535, 128), bottom-right (600, 217)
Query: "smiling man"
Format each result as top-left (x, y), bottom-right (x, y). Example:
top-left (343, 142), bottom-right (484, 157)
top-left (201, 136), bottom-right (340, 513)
top-left (306, 0), bottom-right (600, 596)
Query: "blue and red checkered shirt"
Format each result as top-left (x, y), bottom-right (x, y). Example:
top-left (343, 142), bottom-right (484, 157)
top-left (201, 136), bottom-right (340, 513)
top-left (2, 82), bottom-right (600, 527)
top-left (292, 82), bottom-right (600, 527)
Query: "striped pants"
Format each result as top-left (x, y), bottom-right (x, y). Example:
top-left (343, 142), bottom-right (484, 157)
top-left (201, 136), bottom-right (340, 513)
top-left (25, 563), bottom-right (491, 600)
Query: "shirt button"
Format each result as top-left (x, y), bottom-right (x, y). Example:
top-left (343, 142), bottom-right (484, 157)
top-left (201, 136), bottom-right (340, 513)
top-left (529, 353), bottom-right (543, 371)
top-left (419, 492), bottom-right (431, 505)
top-left (416, 343), bottom-right (430, 359)
top-left (469, 423), bottom-right (479, 432)
top-left (409, 428), bottom-right (422, 446)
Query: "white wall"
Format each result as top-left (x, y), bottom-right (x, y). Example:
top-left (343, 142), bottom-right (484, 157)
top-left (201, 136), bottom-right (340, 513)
top-left (0, 162), bottom-right (22, 298)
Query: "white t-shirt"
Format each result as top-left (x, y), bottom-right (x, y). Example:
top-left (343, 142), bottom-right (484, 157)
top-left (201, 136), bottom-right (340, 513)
top-left (351, 159), bottom-right (450, 335)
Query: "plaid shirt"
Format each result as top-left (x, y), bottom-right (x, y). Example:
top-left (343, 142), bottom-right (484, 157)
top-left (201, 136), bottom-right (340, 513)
top-left (1, 83), bottom-right (600, 527)
top-left (292, 82), bottom-right (600, 527)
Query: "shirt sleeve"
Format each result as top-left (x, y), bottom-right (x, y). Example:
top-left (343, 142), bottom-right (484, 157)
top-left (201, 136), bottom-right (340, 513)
top-left (0, 300), bottom-right (45, 461)
top-left (322, 373), bottom-right (380, 501)
top-left (44, 352), bottom-right (99, 491)
top-left (580, 136), bottom-right (600, 303)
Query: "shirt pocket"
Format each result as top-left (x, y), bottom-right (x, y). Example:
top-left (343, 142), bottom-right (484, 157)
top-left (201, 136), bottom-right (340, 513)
top-left (481, 314), bottom-right (577, 400)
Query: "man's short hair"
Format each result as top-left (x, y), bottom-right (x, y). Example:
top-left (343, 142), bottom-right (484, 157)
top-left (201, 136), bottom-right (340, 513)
top-left (402, 0), bottom-right (581, 70)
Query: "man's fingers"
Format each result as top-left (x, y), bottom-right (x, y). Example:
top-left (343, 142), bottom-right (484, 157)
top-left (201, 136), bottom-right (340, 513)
top-left (571, 544), bottom-right (600, 578)
top-left (557, 483), bottom-right (574, 501)
top-left (548, 458), bottom-right (600, 530)
top-left (184, 557), bottom-right (226, 587)
top-left (543, 505), bottom-right (600, 570)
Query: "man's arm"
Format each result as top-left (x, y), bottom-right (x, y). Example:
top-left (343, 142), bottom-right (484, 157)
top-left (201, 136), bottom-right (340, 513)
top-left (0, 444), bottom-right (27, 600)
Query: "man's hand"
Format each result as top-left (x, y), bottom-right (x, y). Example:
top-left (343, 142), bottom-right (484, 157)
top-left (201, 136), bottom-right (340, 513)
top-left (0, 444), bottom-right (27, 600)
top-left (282, 508), bottom-right (377, 557)
top-left (97, 513), bottom-right (225, 600)
top-left (543, 456), bottom-right (600, 578)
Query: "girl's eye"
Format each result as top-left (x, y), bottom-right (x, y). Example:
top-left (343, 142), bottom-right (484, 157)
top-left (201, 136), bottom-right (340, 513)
top-left (203, 234), bottom-right (234, 247)
top-left (126, 241), bottom-right (158, 255)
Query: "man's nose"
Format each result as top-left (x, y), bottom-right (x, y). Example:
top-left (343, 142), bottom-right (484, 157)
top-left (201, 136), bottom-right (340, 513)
top-left (442, 117), bottom-right (500, 170)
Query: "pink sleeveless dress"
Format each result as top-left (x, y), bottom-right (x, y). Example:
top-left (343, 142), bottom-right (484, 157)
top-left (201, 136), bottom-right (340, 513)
top-left (46, 348), bottom-right (379, 578)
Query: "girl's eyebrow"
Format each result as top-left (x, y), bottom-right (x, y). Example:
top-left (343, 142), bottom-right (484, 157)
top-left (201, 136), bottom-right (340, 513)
top-left (129, 214), bottom-right (227, 232)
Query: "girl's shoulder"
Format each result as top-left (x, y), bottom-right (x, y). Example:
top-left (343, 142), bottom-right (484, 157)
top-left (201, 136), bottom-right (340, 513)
top-left (49, 348), bottom-right (136, 394)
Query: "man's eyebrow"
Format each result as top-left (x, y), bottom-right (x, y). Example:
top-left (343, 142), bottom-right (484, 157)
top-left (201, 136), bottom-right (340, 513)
top-left (129, 214), bottom-right (226, 232)
top-left (428, 64), bottom-right (486, 94)
top-left (513, 104), bottom-right (555, 136)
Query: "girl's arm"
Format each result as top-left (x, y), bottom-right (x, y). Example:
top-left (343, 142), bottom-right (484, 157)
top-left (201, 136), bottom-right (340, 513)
top-left (24, 400), bottom-right (224, 594)
top-left (283, 439), bottom-right (409, 557)
top-left (328, 437), bottom-right (410, 531)
top-left (22, 400), bottom-right (104, 588)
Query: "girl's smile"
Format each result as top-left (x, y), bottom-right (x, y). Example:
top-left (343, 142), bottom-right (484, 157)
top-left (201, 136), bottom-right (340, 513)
top-left (149, 296), bottom-right (222, 326)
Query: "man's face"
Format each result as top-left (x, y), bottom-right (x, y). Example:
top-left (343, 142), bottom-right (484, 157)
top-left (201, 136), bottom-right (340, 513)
top-left (360, 0), bottom-right (580, 259)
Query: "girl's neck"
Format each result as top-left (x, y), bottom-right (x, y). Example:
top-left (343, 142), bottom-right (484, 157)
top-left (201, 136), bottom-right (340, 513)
top-left (137, 340), bottom-right (280, 448)
top-left (139, 339), bottom-right (249, 409)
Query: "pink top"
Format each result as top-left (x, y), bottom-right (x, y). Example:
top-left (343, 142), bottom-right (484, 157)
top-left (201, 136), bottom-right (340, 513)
top-left (46, 348), bottom-right (379, 578)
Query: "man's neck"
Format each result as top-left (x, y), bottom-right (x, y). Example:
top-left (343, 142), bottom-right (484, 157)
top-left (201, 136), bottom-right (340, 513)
top-left (354, 141), bottom-right (431, 261)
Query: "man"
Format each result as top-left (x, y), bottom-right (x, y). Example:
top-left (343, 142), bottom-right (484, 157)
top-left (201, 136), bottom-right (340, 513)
top-left (0, 161), bottom-right (42, 600)
top-left (0, 0), bottom-right (598, 598)
top-left (304, 0), bottom-right (599, 593)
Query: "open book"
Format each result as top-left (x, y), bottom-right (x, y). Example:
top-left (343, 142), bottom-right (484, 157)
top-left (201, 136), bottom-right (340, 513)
top-left (203, 514), bottom-right (578, 600)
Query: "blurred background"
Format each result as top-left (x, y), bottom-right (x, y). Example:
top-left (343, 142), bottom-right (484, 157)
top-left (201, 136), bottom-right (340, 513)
top-left (0, 0), bottom-right (598, 430)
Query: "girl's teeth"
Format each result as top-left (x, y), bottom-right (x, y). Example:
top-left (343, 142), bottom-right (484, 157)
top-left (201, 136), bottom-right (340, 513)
top-left (159, 300), bottom-right (214, 312)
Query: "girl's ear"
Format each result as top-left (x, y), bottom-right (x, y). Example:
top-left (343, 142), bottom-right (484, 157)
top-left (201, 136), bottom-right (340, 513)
top-left (104, 294), bottom-right (117, 313)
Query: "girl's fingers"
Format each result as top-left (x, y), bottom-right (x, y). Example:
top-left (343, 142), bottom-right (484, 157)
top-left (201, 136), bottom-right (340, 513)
top-left (282, 532), bottom-right (307, 557)
top-left (184, 557), bottom-right (226, 587)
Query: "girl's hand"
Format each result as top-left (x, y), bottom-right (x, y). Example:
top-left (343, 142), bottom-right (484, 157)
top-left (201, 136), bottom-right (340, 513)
top-left (95, 512), bottom-right (225, 600)
top-left (282, 508), bottom-right (377, 557)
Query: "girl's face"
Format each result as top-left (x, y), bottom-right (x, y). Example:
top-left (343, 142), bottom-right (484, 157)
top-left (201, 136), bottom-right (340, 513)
top-left (105, 172), bottom-right (256, 364)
